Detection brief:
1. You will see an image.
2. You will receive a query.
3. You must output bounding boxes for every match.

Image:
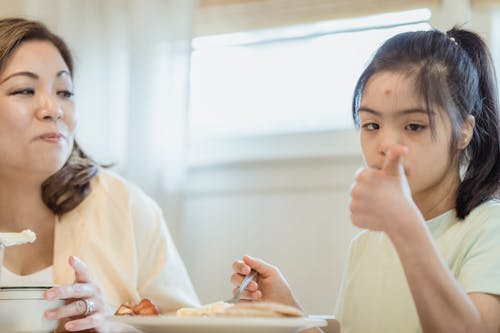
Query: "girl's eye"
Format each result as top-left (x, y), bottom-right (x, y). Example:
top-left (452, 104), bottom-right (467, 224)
top-left (361, 123), bottom-right (379, 131)
top-left (405, 123), bottom-right (427, 132)
top-left (12, 88), bottom-right (34, 96)
top-left (58, 90), bottom-right (74, 98)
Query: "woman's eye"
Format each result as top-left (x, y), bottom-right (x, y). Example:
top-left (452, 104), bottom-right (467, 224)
top-left (405, 123), bottom-right (427, 131)
top-left (11, 88), bottom-right (34, 96)
top-left (58, 90), bottom-right (74, 98)
top-left (361, 123), bottom-right (379, 131)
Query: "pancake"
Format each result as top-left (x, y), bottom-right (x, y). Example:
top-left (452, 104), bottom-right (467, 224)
top-left (176, 301), bottom-right (304, 318)
top-left (224, 302), bottom-right (304, 318)
top-left (177, 301), bottom-right (234, 317)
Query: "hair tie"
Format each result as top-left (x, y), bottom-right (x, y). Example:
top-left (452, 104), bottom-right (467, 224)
top-left (449, 36), bottom-right (458, 46)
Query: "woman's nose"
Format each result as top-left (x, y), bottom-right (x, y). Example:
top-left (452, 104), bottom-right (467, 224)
top-left (35, 92), bottom-right (63, 120)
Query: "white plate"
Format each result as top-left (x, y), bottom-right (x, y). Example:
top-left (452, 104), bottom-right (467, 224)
top-left (108, 315), bottom-right (326, 333)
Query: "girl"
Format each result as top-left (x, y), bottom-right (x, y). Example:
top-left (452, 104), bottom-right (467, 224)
top-left (231, 28), bottom-right (500, 332)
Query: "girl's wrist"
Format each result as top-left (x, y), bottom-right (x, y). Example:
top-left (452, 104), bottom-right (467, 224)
top-left (385, 203), bottom-right (426, 245)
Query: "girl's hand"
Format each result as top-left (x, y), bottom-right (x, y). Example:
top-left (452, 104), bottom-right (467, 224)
top-left (349, 145), bottom-right (416, 234)
top-left (44, 256), bottom-right (113, 332)
top-left (231, 255), bottom-right (302, 309)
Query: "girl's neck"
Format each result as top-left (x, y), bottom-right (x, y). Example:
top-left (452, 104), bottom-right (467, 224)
top-left (413, 170), bottom-right (460, 221)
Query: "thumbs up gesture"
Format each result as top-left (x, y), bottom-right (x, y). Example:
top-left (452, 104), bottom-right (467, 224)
top-left (349, 145), bottom-right (415, 233)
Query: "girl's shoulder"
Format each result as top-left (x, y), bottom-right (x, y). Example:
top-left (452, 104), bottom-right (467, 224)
top-left (349, 230), bottom-right (389, 253)
top-left (466, 199), bottom-right (500, 225)
top-left (459, 199), bottom-right (500, 244)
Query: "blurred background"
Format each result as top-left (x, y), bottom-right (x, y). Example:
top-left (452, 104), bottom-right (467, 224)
top-left (2, 0), bottom-right (499, 314)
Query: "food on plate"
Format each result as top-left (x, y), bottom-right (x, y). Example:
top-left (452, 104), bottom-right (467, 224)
top-left (115, 298), bottom-right (159, 316)
top-left (176, 301), bottom-right (234, 317)
top-left (176, 301), bottom-right (304, 318)
top-left (226, 302), bottom-right (304, 317)
top-left (0, 229), bottom-right (36, 247)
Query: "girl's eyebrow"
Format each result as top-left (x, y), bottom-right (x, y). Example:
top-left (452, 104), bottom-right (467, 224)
top-left (358, 106), bottom-right (433, 116)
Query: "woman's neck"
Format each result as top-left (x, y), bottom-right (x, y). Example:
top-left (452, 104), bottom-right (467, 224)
top-left (0, 174), bottom-right (54, 230)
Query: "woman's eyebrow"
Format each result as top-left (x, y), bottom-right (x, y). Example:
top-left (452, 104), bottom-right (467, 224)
top-left (57, 70), bottom-right (71, 78)
top-left (0, 70), bottom-right (72, 85)
top-left (0, 71), bottom-right (38, 84)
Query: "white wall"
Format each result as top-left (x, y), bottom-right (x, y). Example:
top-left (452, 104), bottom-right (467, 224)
top-left (182, 129), bottom-right (363, 313)
top-left (182, 150), bottom-right (363, 313)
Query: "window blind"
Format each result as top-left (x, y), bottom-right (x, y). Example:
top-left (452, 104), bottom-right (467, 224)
top-left (196, 0), bottom-right (440, 36)
top-left (470, 0), bottom-right (500, 6)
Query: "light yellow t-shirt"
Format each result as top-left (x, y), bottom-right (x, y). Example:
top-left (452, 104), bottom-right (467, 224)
top-left (335, 200), bottom-right (500, 333)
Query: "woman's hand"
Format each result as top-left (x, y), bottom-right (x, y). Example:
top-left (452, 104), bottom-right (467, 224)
top-left (349, 145), bottom-right (418, 235)
top-left (44, 256), bottom-right (113, 332)
top-left (231, 255), bottom-right (302, 309)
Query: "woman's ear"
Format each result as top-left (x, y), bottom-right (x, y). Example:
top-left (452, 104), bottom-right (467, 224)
top-left (458, 115), bottom-right (475, 149)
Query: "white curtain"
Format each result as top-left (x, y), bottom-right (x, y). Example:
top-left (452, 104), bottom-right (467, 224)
top-left (0, 0), bottom-right (196, 239)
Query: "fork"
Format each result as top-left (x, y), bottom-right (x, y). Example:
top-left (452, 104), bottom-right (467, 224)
top-left (226, 269), bottom-right (259, 304)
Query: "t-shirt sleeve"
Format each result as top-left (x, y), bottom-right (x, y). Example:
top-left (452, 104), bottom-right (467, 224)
top-left (334, 231), bottom-right (366, 317)
top-left (458, 205), bottom-right (500, 295)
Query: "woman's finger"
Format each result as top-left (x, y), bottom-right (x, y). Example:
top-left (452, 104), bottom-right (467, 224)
top-left (45, 298), bottom-right (100, 321)
top-left (69, 256), bottom-right (92, 283)
top-left (45, 282), bottom-right (97, 301)
top-left (64, 312), bottom-right (104, 332)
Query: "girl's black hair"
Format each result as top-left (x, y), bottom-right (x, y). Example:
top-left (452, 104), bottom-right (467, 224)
top-left (352, 28), bottom-right (500, 219)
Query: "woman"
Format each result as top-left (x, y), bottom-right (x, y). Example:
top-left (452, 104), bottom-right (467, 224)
top-left (231, 28), bottom-right (500, 332)
top-left (0, 17), bottom-right (199, 332)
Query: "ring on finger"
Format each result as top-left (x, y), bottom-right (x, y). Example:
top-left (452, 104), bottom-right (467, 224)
top-left (82, 298), bottom-right (95, 316)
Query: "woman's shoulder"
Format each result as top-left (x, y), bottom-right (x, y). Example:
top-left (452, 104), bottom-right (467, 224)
top-left (88, 168), bottom-right (160, 214)
top-left (92, 168), bottom-right (149, 197)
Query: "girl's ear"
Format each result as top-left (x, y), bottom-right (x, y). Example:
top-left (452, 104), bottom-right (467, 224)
top-left (458, 115), bottom-right (475, 149)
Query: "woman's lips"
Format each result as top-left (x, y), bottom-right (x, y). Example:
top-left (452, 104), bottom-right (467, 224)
top-left (37, 132), bottom-right (66, 143)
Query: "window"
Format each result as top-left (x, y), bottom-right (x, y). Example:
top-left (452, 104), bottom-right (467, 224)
top-left (189, 9), bottom-right (431, 142)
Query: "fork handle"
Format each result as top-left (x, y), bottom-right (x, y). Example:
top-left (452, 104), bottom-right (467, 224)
top-left (234, 269), bottom-right (259, 301)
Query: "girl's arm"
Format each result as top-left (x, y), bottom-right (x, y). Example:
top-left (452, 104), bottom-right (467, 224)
top-left (388, 211), bottom-right (500, 333)
top-left (350, 146), bottom-right (500, 332)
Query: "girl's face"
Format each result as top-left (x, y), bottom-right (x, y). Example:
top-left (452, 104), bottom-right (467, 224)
top-left (0, 40), bottom-right (76, 180)
top-left (358, 71), bottom-right (460, 206)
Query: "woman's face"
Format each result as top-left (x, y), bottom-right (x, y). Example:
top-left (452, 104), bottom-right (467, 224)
top-left (0, 40), bottom-right (76, 180)
top-left (358, 71), bottom-right (460, 206)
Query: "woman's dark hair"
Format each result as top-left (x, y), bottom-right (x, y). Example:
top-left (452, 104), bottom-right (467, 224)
top-left (352, 28), bottom-right (500, 219)
top-left (0, 17), bottom-right (99, 215)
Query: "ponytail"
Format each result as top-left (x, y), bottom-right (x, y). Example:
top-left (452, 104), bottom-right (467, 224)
top-left (447, 28), bottom-right (500, 218)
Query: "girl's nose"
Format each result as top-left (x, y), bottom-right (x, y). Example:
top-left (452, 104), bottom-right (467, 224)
top-left (378, 129), bottom-right (400, 156)
top-left (35, 93), bottom-right (63, 120)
